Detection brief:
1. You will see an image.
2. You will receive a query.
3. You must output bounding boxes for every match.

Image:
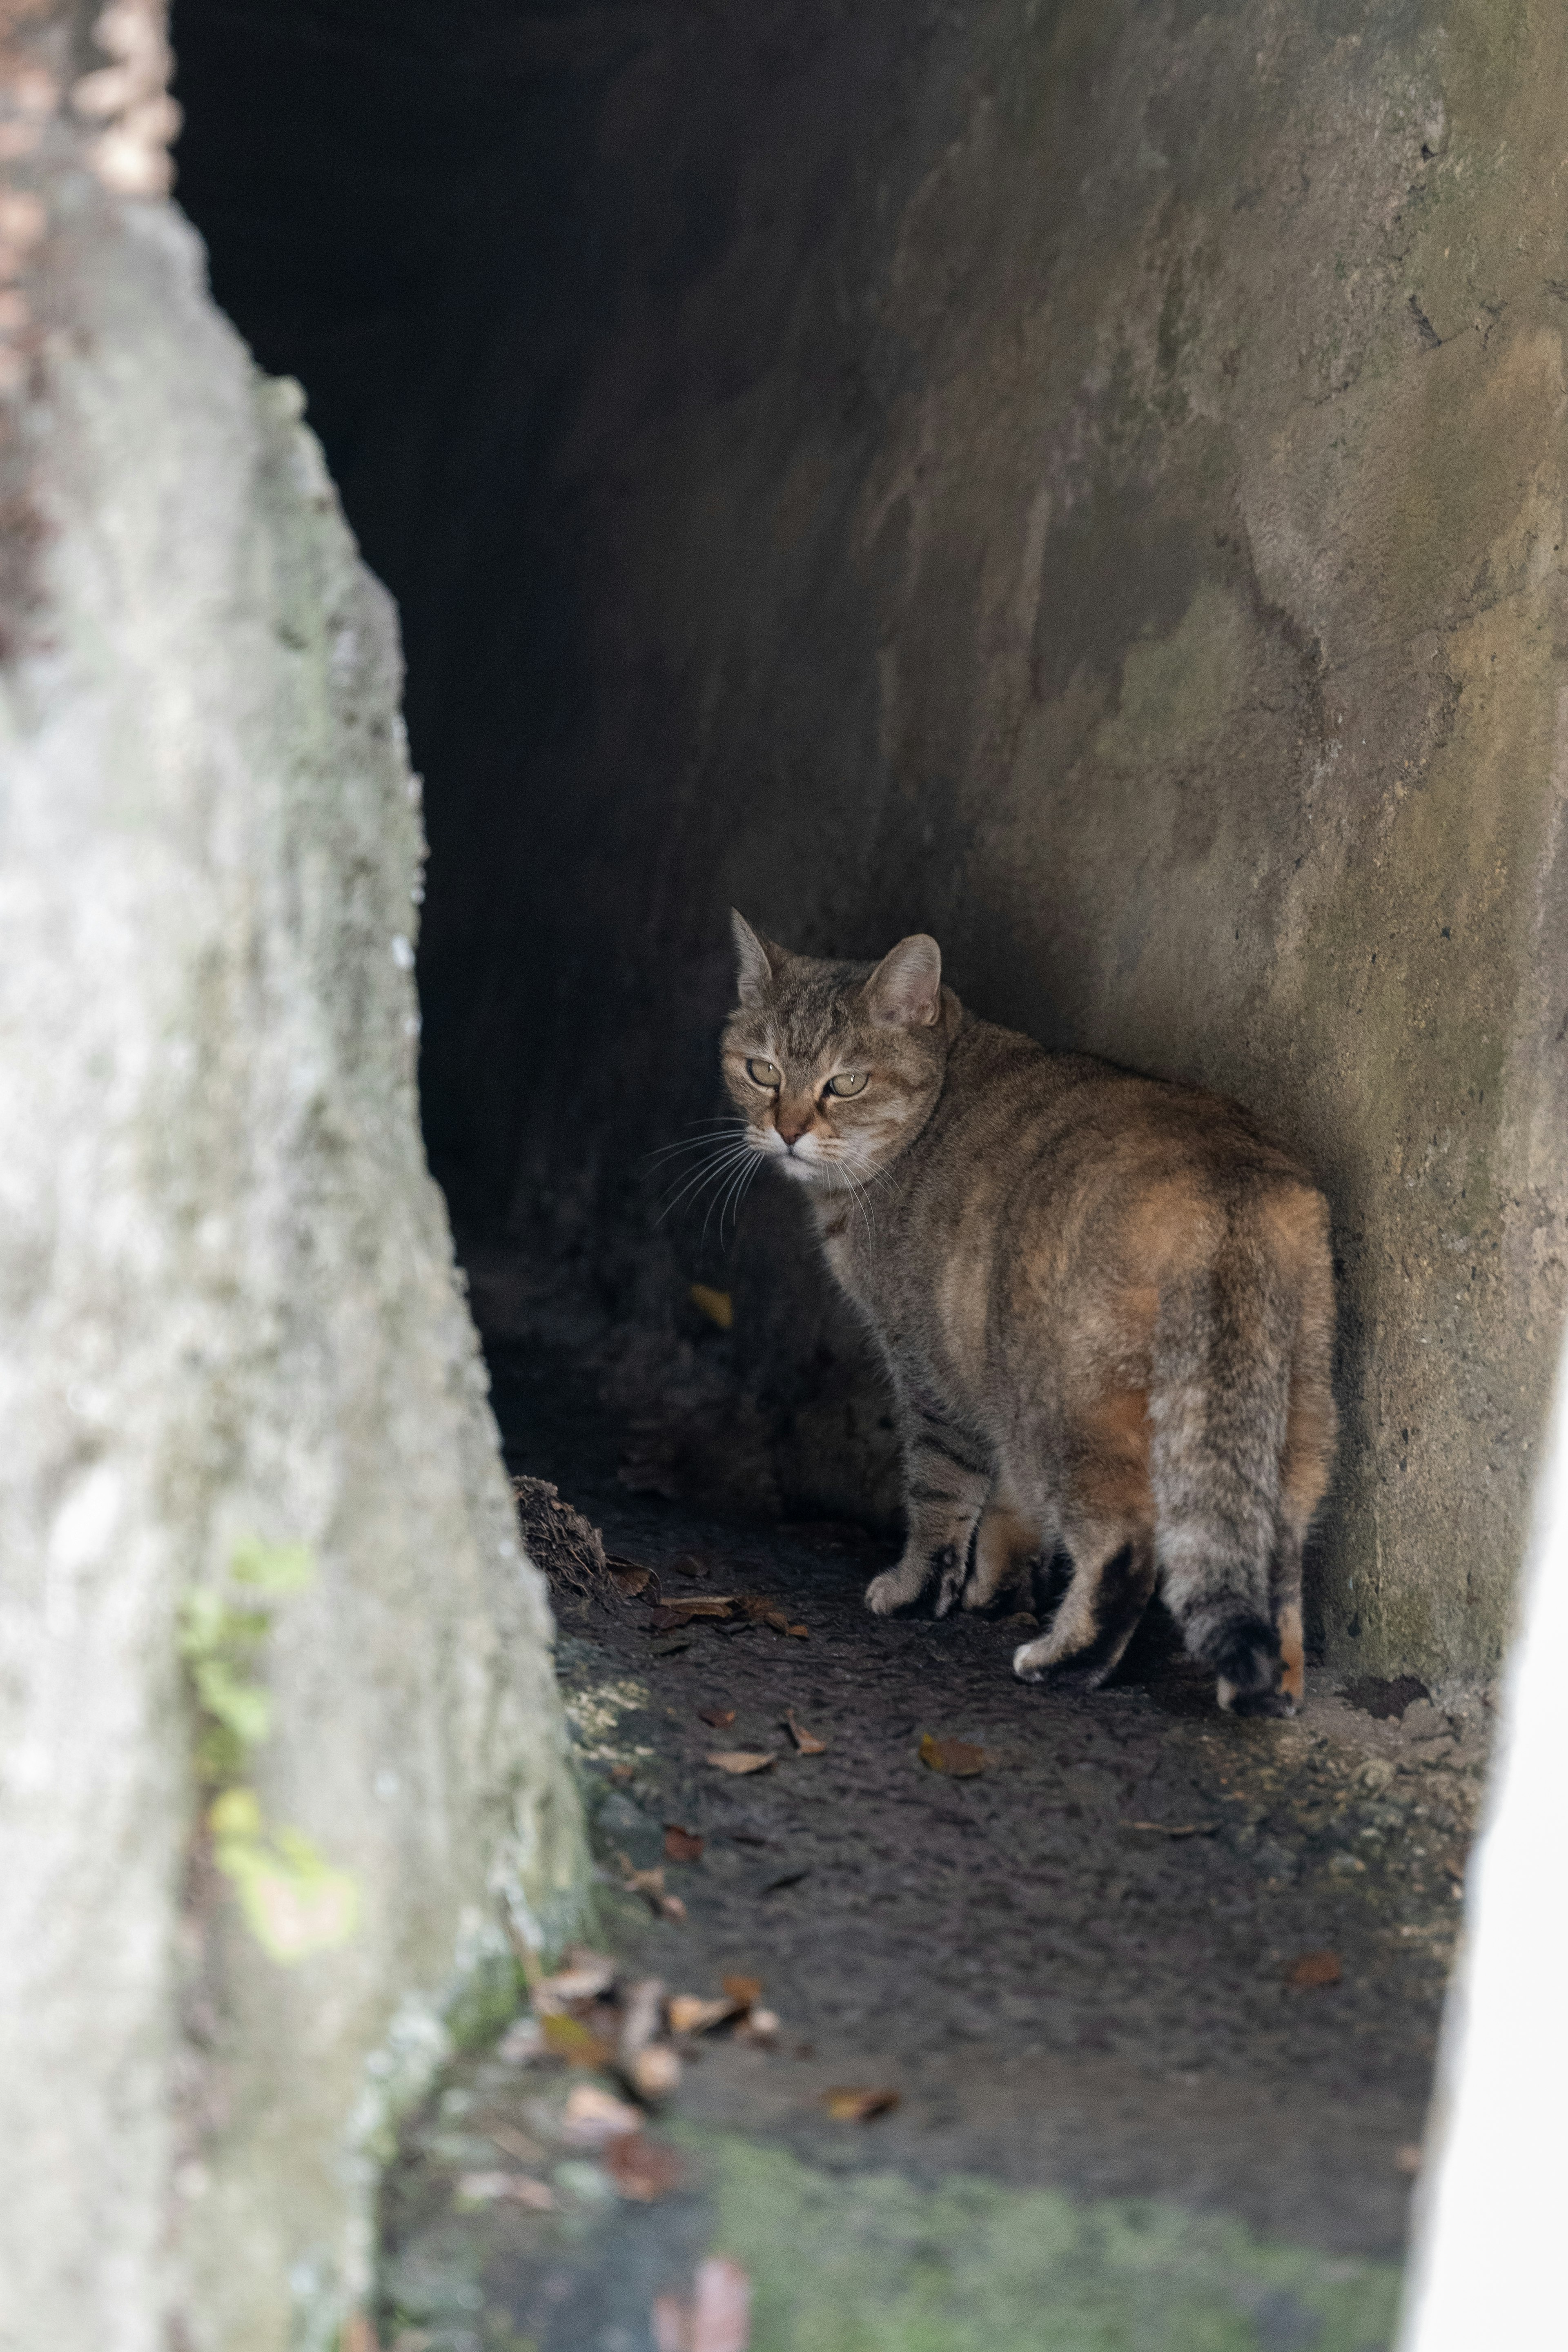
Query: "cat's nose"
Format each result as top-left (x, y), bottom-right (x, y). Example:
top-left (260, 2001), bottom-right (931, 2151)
top-left (776, 1114), bottom-right (811, 1147)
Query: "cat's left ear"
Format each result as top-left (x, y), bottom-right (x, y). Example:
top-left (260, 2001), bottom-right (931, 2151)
top-left (731, 909), bottom-right (790, 1010)
top-left (862, 934), bottom-right (942, 1028)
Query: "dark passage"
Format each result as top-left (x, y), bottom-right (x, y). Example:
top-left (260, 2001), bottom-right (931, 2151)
top-left (168, 2), bottom-right (1529, 2343)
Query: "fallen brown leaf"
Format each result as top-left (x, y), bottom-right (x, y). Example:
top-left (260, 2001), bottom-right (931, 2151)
top-left (785, 1710), bottom-right (827, 1755)
top-left (606, 2131), bottom-right (684, 2202)
top-left (707, 1749), bottom-right (775, 1775)
top-left (535, 1949), bottom-right (618, 2010)
top-left (654, 2256), bottom-right (752, 2352)
top-left (786, 1623), bottom-right (810, 1639)
top-left (918, 1732), bottom-right (987, 1777)
top-left (739, 1595), bottom-right (793, 1634)
top-left (664, 1825), bottom-right (705, 1864)
top-left (561, 2082), bottom-right (642, 2145)
top-left (617, 1855), bottom-right (689, 1924)
top-left (456, 2171), bottom-right (558, 2212)
top-left (651, 1597), bottom-right (736, 1632)
top-left (669, 1550), bottom-right (719, 1580)
top-left (541, 2013), bottom-right (613, 2068)
top-left (1287, 1949), bottom-right (1343, 1989)
top-left (627, 2042), bottom-right (682, 2100)
top-left (1127, 1821), bottom-right (1219, 1839)
top-left (821, 2085), bottom-right (900, 2123)
top-left (609, 1561), bottom-right (654, 1598)
top-left (619, 1976), bottom-right (666, 2059)
top-left (722, 1974), bottom-right (763, 2009)
top-left (668, 1993), bottom-right (740, 2036)
top-left (698, 1706), bottom-right (737, 1728)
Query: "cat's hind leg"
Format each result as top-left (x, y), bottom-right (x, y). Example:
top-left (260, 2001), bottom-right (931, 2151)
top-left (964, 1478), bottom-right (1045, 1613)
top-left (1012, 1388), bottom-right (1155, 1687)
top-left (866, 1401), bottom-right (992, 1619)
top-left (1012, 1523), bottom-right (1156, 1688)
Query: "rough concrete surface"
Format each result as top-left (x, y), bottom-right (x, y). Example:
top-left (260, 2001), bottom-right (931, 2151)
top-left (0, 159), bottom-right (586, 2352)
top-left (172, 0), bottom-right (1568, 1685)
top-left (370, 1341), bottom-right (1482, 2350)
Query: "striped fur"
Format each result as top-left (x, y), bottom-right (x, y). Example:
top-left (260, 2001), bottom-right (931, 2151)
top-left (722, 916), bottom-right (1336, 1715)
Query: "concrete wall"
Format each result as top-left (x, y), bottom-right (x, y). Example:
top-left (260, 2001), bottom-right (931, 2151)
top-left (173, 0), bottom-right (1568, 1685)
top-left (0, 16), bottom-right (586, 2345)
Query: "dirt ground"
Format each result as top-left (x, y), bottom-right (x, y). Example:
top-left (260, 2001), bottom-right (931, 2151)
top-left (375, 1337), bottom-right (1488, 2352)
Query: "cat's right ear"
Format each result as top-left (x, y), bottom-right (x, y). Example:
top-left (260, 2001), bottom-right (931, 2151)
top-left (862, 933), bottom-right (942, 1028)
top-left (731, 910), bottom-right (789, 1010)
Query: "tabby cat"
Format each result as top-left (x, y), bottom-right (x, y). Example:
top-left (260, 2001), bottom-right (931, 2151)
top-left (722, 915), bottom-right (1335, 1715)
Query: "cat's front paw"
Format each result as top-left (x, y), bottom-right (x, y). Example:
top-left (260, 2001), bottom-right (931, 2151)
top-left (1012, 1635), bottom-right (1053, 1682)
top-left (865, 1561), bottom-right (930, 1616)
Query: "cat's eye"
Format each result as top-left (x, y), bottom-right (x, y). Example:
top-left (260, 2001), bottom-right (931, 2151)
top-left (746, 1058), bottom-right (782, 1089)
top-left (826, 1071), bottom-right (868, 1098)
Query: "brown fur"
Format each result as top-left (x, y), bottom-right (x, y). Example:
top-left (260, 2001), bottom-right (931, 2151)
top-left (721, 917), bottom-right (1336, 1714)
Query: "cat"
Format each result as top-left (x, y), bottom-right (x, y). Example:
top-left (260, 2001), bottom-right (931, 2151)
top-left (721, 913), bottom-right (1336, 1716)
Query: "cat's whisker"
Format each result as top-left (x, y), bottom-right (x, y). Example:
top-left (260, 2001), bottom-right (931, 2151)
top-left (653, 1141), bottom-right (756, 1223)
top-left (644, 1123), bottom-right (745, 1167)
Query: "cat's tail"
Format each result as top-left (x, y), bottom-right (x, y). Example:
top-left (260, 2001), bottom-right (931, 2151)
top-left (1148, 1209), bottom-right (1297, 1706)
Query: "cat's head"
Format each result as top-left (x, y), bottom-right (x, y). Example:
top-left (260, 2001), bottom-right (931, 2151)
top-left (720, 913), bottom-right (958, 1189)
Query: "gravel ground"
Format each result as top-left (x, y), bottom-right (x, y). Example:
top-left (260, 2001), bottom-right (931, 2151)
top-left (374, 1336), bottom-right (1487, 2352)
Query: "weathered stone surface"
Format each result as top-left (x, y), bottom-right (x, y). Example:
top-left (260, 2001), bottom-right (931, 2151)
top-left (0, 165), bottom-right (586, 2352)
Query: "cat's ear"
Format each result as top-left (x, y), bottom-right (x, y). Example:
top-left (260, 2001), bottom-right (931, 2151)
top-left (862, 934), bottom-right (942, 1028)
top-left (731, 909), bottom-right (789, 1009)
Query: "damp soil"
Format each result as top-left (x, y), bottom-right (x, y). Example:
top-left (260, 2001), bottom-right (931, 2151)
top-left (376, 1336), bottom-right (1488, 2352)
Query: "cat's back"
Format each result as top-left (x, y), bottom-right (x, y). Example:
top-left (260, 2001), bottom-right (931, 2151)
top-left (922, 1011), bottom-right (1316, 1203)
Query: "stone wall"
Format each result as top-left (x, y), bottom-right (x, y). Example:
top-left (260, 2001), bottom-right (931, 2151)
top-left (0, 20), bottom-right (586, 2344)
top-left (172, 0), bottom-right (1568, 1685)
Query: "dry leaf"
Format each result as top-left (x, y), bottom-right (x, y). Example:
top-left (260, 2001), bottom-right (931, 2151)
top-left (620, 1976), bottom-right (666, 2059)
top-left (664, 1824), bottom-right (705, 1864)
top-left (668, 1993), bottom-right (740, 2036)
top-left (456, 2170), bottom-right (558, 2211)
top-left (535, 1949), bottom-right (618, 2010)
top-left (722, 1974), bottom-right (763, 2009)
top-left (690, 1283), bottom-right (734, 1329)
top-left (786, 1623), bottom-right (810, 1639)
top-left (617, 1855), bottom-right (686, 1923)
top-left (698, 1706), bottom-right (736, 1728)
top-left (669, 1550), bottom-right (719, 1580)
top-left (1127, 1820), bottom-right (1218, 1839)
top-left (821, 2085), bottom-right (900, 2122)
top-left (707, 1750), bottom-right (774, 1775)
top-left (651, 1598), bottom-right (736, 1632)
top-left (609, 1561), bottom-right (653, 1597)
top-left (606, 2130), bottom-right (684, 2202)
top-left (1287, 1949), bottom-right (1343, 1989)
top-left (561, 2082), bottom-right (642, 2145)
top-left (918, 1732), bottom-right (988, 1777)
top-left (541, 2012), bottom-right (613, 2067)
top-left (785, 1710), bottom-right (827, 1755)
top-left (654, 2256), bottom-right (753, 2352)
top-left (628, 2042), bottom-right (683, 2100)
